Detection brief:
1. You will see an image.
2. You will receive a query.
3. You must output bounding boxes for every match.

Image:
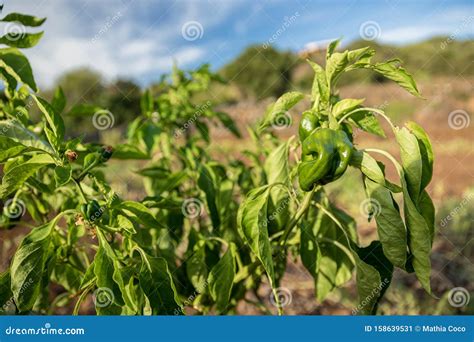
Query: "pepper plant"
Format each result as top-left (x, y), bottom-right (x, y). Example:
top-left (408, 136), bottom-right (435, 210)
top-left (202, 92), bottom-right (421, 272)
top-left (0, 10), bottom-right (435, 316)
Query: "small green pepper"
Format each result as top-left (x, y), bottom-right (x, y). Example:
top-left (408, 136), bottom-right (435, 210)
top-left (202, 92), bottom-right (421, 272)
top-left (298, 128), bottom-right (353, 191)
top-left (81, 200), bottom-right (103, 222)
top-left (100, 146), bottom-right (114, 162)
top-left (298, 111), bottom-right (319, 142)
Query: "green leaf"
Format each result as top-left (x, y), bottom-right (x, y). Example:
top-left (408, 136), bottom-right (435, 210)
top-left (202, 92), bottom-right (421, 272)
top-left (32, 95), bottom-right (65, 143)
top-left (0, 32), bottom-right (43, 49)
top-left (326, 39), bottom-right (340, 59)
top-left (54, 165), bottom-right (72, 187)
top-left (395, 127), bottom-right (422, 204)
top-left (349, 111), bottom-right (385, 137)
top-left (208, 243), bottom-right (236, 313)
top-left (51, 263), bottom-right (83, 292)
top-left (112, 266), bottom-right (139, 314)
top-left (237, 185), bottom-right (276, 288)
top-left (10, 219), bottom-right (56, 311)
top-left (0, 153), bottom-right (55, 199)
top-left (300, 219), bottom-right (321, 290)
top-left (112, 143), bottom-right (149, 160)
top-left (364, 178), bottom-right (407, 268)
top-left (264, 142), bottom-right (290, 231)
top-left (0, 270), bottom-right (13, 313)
top-left (406, 121), bottom-right (433, 191)
top-left (0, 13), bottom-right (47, 27)
top-left (197, 164), bottom-right (220, 230)
top-left (117, 214), bottom-right (137, 235)
top-left (371, 60), bottom-right (421, 97)
top-left (67, 104), bottom-right (103, 117)
top-left (94, 230), bottom-right (124, 315)
top-left (301, 201), bottom-right (355, 301)
top-left (0, 48), bottom-right (37, 91)
top-left (0, 136), bottom-right (28, 162)
top-left (260, 91), bottom-right (304, 131)
top-left (400, 172), bottom-right (432, 293)
top-left (140, 89), bottom-right (153, 114)
top-left (326, 51), bottom-right (348, 85)
top-left (350, 150), bottom-right (385, 186)
top-left (51, 87), bottom-right (66, 114)
top-left (347, 47), bottom-right (375, 65)
top-left (118, 201), bottom-right (162, 229)
top-left (0, 120), bottom-right (53, 154)
top-left (354, 241), bottom-right (393, 315)
top-left (419, 190), bottom-right (435, 242)
top-left (186, 240), bottom-right (208, 292)
top-left (135, 247), bottom-right (182, 315)
top-left (307, 60), bottom-right (329, 105)
top-left (215, 111), bottom-right (241, 138)
top-left (332, 98), bottom-right (365, 118)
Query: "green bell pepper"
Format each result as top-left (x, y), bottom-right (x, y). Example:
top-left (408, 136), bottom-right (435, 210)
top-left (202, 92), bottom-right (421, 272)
top-left (298, 111), bottom-right (319, 142)
top-left (298, 128), bottom-right (353, 191)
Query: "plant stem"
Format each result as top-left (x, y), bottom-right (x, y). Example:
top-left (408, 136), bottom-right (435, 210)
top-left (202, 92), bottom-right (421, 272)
top-left (73, 178), bottom-right (88, 203)
top-left (205, 236), bottom-right (229, 247)
top-left (279, 186), bottom-right (317, 246)
top-left (364, 148), bottom-right (403, 177)
top-left (337, 107), bottom-right (395, 129)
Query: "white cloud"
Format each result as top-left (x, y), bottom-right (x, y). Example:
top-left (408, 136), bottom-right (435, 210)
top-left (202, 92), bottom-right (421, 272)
top-left (2, 0), bottom-right (239, 88)
top-left (379, 7), bottom-right (474, 44)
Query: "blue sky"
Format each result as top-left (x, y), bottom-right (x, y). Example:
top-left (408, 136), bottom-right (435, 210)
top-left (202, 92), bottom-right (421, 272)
top-left (4, 0), bottom-right (474, 88)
